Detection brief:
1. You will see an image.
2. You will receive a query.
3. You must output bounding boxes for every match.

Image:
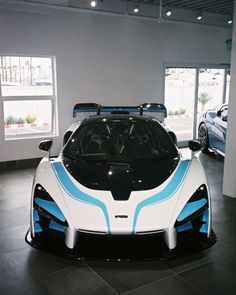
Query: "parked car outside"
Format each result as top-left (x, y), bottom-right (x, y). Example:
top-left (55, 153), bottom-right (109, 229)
top-left (198, 104), bottom-right (228, 156)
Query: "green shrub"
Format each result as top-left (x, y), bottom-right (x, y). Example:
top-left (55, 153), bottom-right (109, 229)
top-left (25, 114), bottom-right (37, 124)
top-left (179, 108), bottom-right (186, 115)
top-left (170, 108), bottom-right (186, 116)
top-left (4, 115), bottom-right (18, 124)
top-left (198, 92), bottom-right (212, 112)
top-left (16, 118), bottom-right (26, 124)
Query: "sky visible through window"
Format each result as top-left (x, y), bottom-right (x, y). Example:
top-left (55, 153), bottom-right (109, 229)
top-left (1, 56), bottom-right (55, 139)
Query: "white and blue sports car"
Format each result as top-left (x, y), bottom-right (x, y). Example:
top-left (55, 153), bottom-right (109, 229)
top-left (26, 103), bottom-right (215, 258)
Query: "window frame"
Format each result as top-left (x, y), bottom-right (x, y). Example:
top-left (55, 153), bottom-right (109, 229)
top-left (163, 63), bottom-right (230, 147)
top-left (0, 55), bottom-right (58, 140)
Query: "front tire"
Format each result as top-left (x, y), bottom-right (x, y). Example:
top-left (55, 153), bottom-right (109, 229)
top-left (198, 124), bottom-right (209, 153)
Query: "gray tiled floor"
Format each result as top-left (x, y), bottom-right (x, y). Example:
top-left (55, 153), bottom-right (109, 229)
top-left (0, 152), bottom-right (236, 294)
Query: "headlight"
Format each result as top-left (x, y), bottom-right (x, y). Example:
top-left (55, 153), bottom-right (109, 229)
top-left (175, 185), bottom-right (209, 234)
top-left (33, 184), bottom-right (67, 234)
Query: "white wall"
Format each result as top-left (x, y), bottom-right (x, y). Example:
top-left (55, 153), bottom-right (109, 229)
top-left (223, 4), bottom-right (236, 198)
top-left (0, 7), bottom-right (232, 162)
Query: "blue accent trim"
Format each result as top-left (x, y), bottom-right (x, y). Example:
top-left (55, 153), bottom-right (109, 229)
top-left (52, 162), bottom-right (111, 234)
top-left (176, 221), bottom-right (193, 232)
top-left (74, 108), bottom-right (99, 113)
top-left (132, 160), bottom-right (191, 233)
top-left (202, 209), bottom-right (209, 222)
top-left (74, 107), bottom-right (167, 114)
top-left (49, 220), bottom-right (66, 232)
top-left (33, 209), bottom-right (40, 222)
top-left (177, 199), bottom-right (207, 222)
top-left (142, 109), bottom-right (166, 113)
top-left (34, 223), bottom-right (43, 233)
top-left (73, 107), bottom-right (140, 114)
top-left (199, 209), bottom-right (209, 234)
top-left (34, 197), bottom-right (66, 223)
top-left (200, 223), bottom-right (208, 233)
top-left (101, 107), bottom-right (139, 113)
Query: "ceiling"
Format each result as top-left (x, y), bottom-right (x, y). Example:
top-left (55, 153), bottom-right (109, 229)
top-left (0, 0), bottom-right (234, 25)
top-left (134, 0), bottom-right (234, 16)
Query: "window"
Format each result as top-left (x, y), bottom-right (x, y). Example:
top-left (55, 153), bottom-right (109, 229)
top-left (0, 56), bottom-right (57, 139)
top-left (164, 68), bottom-right (196, 142)
top-left (164, 65), bottom-right (230, 146)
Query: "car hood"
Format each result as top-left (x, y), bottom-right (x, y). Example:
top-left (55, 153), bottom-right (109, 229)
top-left (62, 156), bottom-right (180, 201)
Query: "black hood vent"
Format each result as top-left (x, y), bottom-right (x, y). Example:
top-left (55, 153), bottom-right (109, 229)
top-left (108, 164), bottom-right (132, 201)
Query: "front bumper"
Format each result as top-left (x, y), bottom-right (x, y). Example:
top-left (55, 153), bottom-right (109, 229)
top-left (25, 227), bottom-right (216, 261)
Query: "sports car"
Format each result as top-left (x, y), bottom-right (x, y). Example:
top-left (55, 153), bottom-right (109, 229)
top-left (26, 103), bottom-right (214, 258)
top-left (198, 104), bottom-right (228, 156)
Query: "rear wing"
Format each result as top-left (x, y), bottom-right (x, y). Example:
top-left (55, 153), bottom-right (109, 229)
top-left (73, 102), bottom-right (167, 118)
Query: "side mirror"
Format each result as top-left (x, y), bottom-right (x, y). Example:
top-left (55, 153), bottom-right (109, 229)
top-left (216, 110), bottom-right (221, 117)
top-left (188, 140), bottom-right (201, 152)
top-left (222, 115), bottom-right (228, 122)
top-left (39, 140), bottom-right (53, 152)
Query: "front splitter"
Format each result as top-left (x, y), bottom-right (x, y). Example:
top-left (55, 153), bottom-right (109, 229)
top-left (25, 227), bottom-right (216, 261)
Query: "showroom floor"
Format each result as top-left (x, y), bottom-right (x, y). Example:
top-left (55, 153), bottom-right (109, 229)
top-left (0, 151), bottom-right (236, 295)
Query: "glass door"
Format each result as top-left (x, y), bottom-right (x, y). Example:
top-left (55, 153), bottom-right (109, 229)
top-left (197, 68), bottom-right (225, 114)
top-left (164, 66), bottom-right (230, 146)
top-left (225, 69), bottom-right (231, 103)
top-left (164, 68), bottom-right (196, 146)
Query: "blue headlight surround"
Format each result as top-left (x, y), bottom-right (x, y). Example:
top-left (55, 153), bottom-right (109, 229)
top-left (175, 184), bottom-right (209, 233)
top-left (177, 198), bottom-right (208, 224)
top-left (33, 184), bottom-right (68, 234)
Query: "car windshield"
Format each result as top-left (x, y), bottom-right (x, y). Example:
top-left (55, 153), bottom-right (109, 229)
top-left (63, 119), bottom-right (178, 162)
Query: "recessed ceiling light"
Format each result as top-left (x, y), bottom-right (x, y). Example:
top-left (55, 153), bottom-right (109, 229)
top-left (90, 1), bottom-right (97, 7)
top-left (197, 13), bottom-right (202, 21)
